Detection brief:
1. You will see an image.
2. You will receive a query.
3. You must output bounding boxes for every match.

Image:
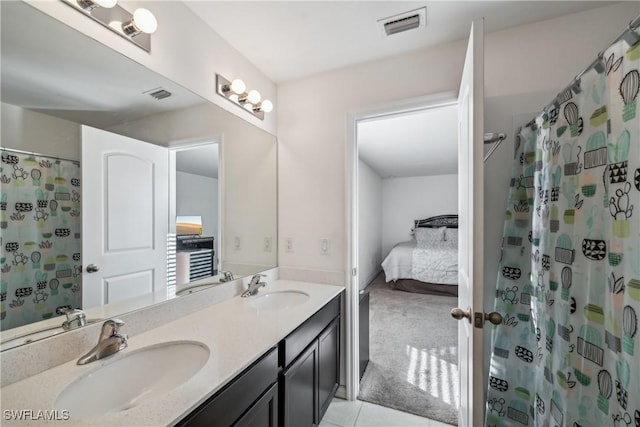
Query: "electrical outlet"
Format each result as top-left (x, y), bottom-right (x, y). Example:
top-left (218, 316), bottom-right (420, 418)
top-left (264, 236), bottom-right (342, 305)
top-left (320, 238), bottom-right (329, 255)
top-left (234, 236), bottom-right (241, 250)
top-left (264, 237), bottom-right (272, 252)
top-left (285, 237), bottom-right (293, 253)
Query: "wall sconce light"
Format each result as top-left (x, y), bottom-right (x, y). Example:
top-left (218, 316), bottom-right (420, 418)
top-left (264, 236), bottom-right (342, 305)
top-left (62, 0), bottom-right (157, 52)
top-left (216, 74), bottom-right (274, 120)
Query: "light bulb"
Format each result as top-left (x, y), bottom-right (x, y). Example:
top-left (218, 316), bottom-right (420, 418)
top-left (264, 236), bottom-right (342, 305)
top-left (133, 8), bottom-right (158, 34)
top-left (230, 79), bottom-right (246, 95)
top-left (260, 100), bottom-right (273, 113)
top-left (247, 90), bottom-right (261, 104)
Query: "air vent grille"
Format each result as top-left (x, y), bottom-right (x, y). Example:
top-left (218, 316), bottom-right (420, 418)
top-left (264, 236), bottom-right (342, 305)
top-left (384, 15), bottom-right (420, 36)
top-left (149, 89), bottom-right (172, 100)
top-left (378, 7), bottom-right (426, 37)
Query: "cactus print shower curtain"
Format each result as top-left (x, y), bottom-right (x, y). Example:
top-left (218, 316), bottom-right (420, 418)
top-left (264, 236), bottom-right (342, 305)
top-left (485, 36), bottom-right (640, 426)
top-left (0, 151), bottom-right (82, 331)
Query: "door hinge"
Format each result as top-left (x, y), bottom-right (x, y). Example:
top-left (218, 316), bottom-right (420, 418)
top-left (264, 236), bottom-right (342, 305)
top-left (474, 312), bottom-right (484, 329)
top-left (352, 268), bottom-right (357, 277)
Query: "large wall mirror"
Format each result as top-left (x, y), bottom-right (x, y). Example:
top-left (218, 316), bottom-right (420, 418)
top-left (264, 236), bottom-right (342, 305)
top-left (0, 1), bottom-right (277, 349)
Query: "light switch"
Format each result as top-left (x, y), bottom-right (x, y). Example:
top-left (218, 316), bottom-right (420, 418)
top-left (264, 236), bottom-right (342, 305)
top-left (320, 238), bottom-right (329, 255)
top-left (264, 237), bottom-right (272, 252)
top-left (285, 237), bottom-right (293, 253)
top-left (234, 236), bottom-right (241, 250)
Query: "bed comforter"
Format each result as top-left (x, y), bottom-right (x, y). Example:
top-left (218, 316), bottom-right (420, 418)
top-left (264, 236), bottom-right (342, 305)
top-left (381, 240), bottom-right (458, 285)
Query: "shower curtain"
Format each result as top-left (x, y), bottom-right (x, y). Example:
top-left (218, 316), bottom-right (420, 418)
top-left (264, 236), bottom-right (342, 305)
top-left (486, 35), bottom-right (640, 426)
top-left (0, 150), bottom-right (82, 331)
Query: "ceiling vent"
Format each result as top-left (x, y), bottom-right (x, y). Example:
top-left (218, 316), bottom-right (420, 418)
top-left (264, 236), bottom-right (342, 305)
top-left (378, 7), bottom-right (426, 37)
top-left (145, 88), bottom-right (172, 100)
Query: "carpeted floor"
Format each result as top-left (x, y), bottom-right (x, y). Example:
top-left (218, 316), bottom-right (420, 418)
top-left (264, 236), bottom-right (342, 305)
top-left (358, 272), bottom-right (459, 426)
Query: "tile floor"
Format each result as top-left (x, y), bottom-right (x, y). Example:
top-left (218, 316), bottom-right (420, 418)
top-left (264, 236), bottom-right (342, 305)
top-left (320, 398), bottom-right (455, 427)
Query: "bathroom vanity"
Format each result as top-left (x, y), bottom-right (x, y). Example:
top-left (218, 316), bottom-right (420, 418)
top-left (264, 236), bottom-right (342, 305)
top-left (178, 294), bottom-right (341, 427)
top-left (0, 280), bottom-right (343, 427)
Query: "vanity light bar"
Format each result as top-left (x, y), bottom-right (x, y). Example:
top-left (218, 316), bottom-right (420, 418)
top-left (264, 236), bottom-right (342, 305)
top-left (61, 0), bottom-right (156, 52)
top-left (216, 74), bottom-right (273, 120)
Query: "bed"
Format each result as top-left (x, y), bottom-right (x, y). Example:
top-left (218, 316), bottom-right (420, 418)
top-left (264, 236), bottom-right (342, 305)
top-left (381, 215), bottom-right (459, 296)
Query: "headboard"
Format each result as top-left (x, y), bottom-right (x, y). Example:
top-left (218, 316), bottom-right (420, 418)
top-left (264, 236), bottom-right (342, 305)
top-left (414, 215), bottom-right (458, 229)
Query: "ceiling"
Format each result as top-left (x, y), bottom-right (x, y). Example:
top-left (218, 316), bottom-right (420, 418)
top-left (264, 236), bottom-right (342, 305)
top-left (358, 104), bottom-right (458, 178)
top-left (176, 144), bottom-right (220, 179)
top-left (185, 1), bottom-right (614, 179)
top-left (1, 1), bottom-right (206, 129)
top-left (184, 1), bottom-right (615, 83)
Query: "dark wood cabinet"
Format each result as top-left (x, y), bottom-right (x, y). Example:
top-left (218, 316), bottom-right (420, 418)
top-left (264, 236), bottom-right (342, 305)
top-left (177, 348), bottom-right (278, 427)
top-left (235, 383), bottom-right (279, 427)
top-left (279, 295), bottom-right (341, 427)
top-left (282, 342), bottom-right (318, 427)
top-left (177, 292), bottom-right (342, 427)
top-left (318, 317), bottom-right (340, 420)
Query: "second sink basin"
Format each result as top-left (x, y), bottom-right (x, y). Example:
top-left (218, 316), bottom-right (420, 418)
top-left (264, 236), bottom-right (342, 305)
top-left (248, 290), bottom-right (310, 310)
top-left (55, 340), bottom-right (209, 419)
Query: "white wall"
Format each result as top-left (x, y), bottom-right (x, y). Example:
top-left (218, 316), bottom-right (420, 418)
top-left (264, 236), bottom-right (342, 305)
top-left (357, 159), bottom-right (382, 289)
top-left (277, 1), bottom-right (640, 394)
top-left (176, 171), bottom-right (218, 242)
top-left (28, 1), bottom-right (276, 135)
top-left (381, 174), bottom-right (458, 257)
top-left (278, 3), bottom-right (638, 279)
top-left (1, 103), bottom-right (80, 160)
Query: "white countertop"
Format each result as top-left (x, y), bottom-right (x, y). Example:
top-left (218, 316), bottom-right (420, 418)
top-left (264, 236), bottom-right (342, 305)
top-left (0, 280), bottom-right (344, 426)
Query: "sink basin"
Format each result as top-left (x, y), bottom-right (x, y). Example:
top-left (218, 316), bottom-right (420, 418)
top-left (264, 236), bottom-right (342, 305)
top-left (55, 341), bottom-right (209, 419)
top-left (248, 290), bottom-right (310, 310)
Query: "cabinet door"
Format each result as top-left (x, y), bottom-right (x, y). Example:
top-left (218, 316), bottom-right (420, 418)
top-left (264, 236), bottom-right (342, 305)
top-left (177, 348), bottom-right (278, 427)
top-left (318, 317), bottom-right (340, 421)
top-left (282, 342), bottom-right (318, 427)
top-left (234, 383), bottom-right (278, 427)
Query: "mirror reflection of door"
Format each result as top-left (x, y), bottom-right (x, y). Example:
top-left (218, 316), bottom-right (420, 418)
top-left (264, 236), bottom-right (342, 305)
top-left (82, 125), bottom-right (169, 310)
top-left (170, 141), bottom-right (220, 287)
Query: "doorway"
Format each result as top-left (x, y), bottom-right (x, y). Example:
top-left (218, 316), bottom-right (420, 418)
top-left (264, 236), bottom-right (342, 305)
top-left (346, 93), bottom-right (460, 424)
top-left (169, 138), bottom-right (221, 288)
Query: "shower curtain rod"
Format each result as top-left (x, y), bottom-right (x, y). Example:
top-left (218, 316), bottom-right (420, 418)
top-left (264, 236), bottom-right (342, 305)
top-left (537, 14), bottom-right (640, 121)
top-left (0, 147), bottom-right (80, 164)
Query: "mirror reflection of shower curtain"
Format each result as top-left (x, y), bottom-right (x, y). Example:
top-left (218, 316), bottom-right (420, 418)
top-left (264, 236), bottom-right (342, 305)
top-left (0, 151), bottom-right (82, 330)
top-left (485, 36), bottom-right (639, 426)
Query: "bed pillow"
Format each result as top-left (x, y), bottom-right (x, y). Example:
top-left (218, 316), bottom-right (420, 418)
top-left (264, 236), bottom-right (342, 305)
top-left (415, 227), bottom-right (446, 247)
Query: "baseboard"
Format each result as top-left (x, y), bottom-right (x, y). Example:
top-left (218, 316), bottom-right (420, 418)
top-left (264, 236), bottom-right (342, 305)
top-left (361, 268), bottom-right (382, 289)
top-left (335, 385), bottom-right (347, 400)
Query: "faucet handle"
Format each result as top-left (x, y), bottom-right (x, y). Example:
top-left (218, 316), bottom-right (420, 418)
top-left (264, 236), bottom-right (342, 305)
top-left (99, 319), bottom-right (125, 340)
top-left (250, 273), bottom-right (267, 283)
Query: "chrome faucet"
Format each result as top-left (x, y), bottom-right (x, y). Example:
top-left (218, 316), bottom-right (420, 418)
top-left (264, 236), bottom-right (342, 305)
top-left (60, 308), bottom-right (87, 331)
top-left (219, 271), bottom-right (234, 282)
top-left (77, 319), bottom-right (128, 365)
top-left (241, 274), bottom-right (267, 297)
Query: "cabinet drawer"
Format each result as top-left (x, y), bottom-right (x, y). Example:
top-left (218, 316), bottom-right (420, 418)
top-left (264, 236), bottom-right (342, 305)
top-left (177, 347), bottom-right (278, 427)
top-left (280, 295), bottom-right (340, 368)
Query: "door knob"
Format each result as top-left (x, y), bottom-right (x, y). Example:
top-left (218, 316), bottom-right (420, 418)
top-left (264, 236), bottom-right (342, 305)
top-left (484, 311), bottom-right (503, 325)
top-left (451, 307), bottom-right (472, 323)
top-left (86, 264), bottom-right (100, 273)
top-left (451, 308), bottom-right (503, 327)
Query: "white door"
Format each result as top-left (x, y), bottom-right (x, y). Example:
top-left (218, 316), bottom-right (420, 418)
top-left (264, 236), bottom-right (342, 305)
top-left (455, 19), bottom-right (486, 427)
top-left (82, 125), bottom-right (168, 309)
